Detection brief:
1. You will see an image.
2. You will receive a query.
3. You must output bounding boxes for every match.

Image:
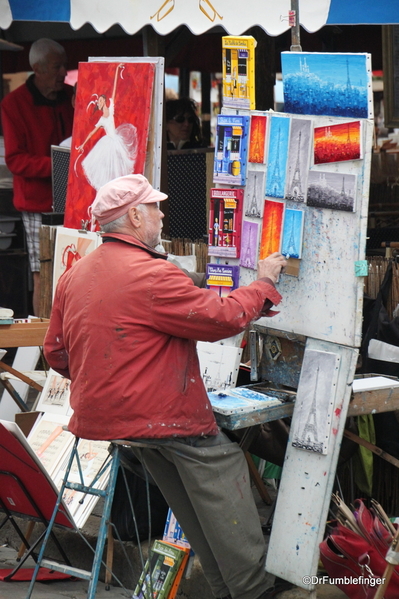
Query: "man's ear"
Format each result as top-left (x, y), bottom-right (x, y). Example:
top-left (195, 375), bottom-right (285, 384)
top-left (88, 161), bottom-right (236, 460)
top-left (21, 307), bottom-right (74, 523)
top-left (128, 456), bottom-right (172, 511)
top-left (32, 62), bottom-right (46, 76)
top-left (127, 206), bottom-right (141, 229)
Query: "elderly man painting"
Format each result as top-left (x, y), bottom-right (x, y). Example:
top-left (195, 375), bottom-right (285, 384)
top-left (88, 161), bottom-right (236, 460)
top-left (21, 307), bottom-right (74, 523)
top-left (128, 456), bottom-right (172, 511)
top-left (1, 38), bottom-right (74, 315)
top-left (44, 174), bottom-right (287, 599)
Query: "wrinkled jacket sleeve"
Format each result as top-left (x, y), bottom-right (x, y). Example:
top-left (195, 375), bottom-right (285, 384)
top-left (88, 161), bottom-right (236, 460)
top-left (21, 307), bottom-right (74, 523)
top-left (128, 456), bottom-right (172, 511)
top-left (149, 261), bottom-right (282, 342)
top-left (43, 285), bottom-right (70, 378)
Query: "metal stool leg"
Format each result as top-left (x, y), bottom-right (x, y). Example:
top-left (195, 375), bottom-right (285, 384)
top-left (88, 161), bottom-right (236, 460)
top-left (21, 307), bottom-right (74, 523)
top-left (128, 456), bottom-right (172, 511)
top-left (26, 439), bottom-right (121, 599)
top-left (86, 445), bottom-right (120, 599)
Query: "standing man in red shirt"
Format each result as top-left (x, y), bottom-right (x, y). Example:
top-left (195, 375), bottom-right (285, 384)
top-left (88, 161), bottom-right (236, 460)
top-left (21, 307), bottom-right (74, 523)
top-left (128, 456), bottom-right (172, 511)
top-left (1, 38), bottom-right (74, 315)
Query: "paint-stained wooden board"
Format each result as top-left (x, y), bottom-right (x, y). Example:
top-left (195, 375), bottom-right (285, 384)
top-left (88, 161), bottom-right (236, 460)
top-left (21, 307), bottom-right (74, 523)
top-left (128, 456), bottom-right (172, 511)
top-left (239, 114), bottom-right (374, 349)
top-left (266, 338), bottom-right (358, 590)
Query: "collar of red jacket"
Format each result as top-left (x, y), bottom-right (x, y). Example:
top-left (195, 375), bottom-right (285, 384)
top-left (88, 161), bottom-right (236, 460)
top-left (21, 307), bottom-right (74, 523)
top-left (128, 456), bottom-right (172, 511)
top-left (101, 232), bottom-right (168, 260)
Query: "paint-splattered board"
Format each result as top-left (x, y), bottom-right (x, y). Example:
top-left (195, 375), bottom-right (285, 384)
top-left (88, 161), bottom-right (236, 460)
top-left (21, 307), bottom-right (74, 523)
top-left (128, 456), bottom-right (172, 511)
top-left (239, 114), bottom-right (374, 348)
top-left (266, 338), bottom-right (358, 590)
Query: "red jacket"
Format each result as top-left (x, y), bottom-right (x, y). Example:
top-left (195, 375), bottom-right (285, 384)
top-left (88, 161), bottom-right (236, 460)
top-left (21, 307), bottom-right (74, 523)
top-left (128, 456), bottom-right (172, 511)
top-left (1, 76), bottom-right (74, 212)
top-left (44, 234), bottom-right (282, 441)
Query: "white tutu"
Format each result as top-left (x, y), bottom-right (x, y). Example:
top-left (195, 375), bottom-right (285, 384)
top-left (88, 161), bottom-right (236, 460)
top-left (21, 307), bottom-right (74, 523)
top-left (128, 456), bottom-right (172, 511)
top-left (82, 99), bottom-right (138, 190)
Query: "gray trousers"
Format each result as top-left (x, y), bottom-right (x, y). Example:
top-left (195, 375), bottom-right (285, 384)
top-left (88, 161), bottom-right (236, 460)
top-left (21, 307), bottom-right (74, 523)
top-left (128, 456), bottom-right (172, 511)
top-left (132, 431), bottom-right (269, 599)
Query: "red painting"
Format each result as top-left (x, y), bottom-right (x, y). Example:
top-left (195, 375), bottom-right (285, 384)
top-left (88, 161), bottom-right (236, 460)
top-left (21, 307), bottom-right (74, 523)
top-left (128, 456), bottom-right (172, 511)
top-left (248, 115), bottom-right (267, 163)
top-left (259, 200), bottom-right (284, 259)
top-left (64, 61), bottom-right (155, 229)
top-left (313, 121), bottom-right (362, 165)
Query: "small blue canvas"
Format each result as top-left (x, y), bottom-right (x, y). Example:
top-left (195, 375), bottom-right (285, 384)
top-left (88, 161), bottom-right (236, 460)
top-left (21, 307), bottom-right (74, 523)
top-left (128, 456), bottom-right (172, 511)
top-left (265, 115), bottom-right (290, 198)
top-left (281, 208), bottom-right (304, 259)
top-left (281, 52), bottom-right (373, 119)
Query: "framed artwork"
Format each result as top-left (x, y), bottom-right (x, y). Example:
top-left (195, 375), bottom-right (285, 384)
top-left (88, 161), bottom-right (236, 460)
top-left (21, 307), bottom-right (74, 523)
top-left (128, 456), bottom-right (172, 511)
top-left (307, 170), bottom-right (357, 212)
top-left (265, 115), bottom-right (290, 198)
top-left (313, 121), bottom-right (362, 165)
top-left (281, 52), bottom-right (373, 119)
top-left (259, 199), bottom-right (284, 259)
top-left (64, 61), bottom-right (155, 229)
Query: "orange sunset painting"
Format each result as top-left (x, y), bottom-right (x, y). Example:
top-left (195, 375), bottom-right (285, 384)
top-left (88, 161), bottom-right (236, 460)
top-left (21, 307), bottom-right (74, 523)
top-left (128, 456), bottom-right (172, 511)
top-left (259, 200), bottom-right (284, 259)
top-left (313, 121), bottom-right (362, 165)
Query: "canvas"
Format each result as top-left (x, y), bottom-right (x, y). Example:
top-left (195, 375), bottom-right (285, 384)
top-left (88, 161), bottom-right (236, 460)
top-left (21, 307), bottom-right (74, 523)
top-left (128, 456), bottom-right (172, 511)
top-left (240, 220), bottom-right (259, 270)
top-left (265, 115), bottom-right (290, 198)
top-left (291, 349), bottom-right (339, 455)
top-left (245, 169), bottom-right (265, 218)
top-left (27, 413), bottom-right (72, 478)
top-left (206, 263), bottom-right (240, 297)
top-left (52, 227), bottom-right (100, 296)
top-left (281, 52), bottom-right (373, 119)
top-left (307, 170), bottom-right (357, 212)
top-left (208, 188), bottom-right (243, 258)
top-left (285, 118), bottom-right (312, 202)
top-left (64, 61), bottom-right (155, 229)
top-left (313, 120), bottom-right (362, 165)
top-left (213, 114), bottom-right (250, 186)
top-left (281, 208), bottom-right (304, 259)
top-left (248, 114), bottom-right (267, 163)
top-left (222, 36), bottom-right (256, 110)
top-left (36, 369), bottom-right (72, 417)
top-left (259, 199), bottom-right (284, 259)
top-left (197, 341), bottom-right (242, 393)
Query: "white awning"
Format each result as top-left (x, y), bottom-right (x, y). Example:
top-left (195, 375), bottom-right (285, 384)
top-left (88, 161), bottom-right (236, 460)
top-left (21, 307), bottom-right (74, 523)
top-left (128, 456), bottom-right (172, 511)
top-left (0, 0), bottom-right (398, 36)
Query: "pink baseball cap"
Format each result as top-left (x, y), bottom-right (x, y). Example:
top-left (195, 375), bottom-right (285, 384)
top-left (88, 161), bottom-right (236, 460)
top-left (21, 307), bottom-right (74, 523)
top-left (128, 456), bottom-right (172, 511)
top-left (89, 174), bottom-right (168, 230)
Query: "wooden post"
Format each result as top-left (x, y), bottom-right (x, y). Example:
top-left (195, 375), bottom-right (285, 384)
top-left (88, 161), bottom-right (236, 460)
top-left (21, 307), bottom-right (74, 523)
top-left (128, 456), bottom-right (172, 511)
top-left (39, 225), bottom-right (56, 319)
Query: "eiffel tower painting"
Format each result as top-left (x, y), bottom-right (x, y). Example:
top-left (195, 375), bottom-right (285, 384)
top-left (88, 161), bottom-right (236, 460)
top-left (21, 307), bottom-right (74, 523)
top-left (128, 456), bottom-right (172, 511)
top-left (285, 118), bottom-right (311, 202)
top-left (287, 132), bottom-right (304, 201)
top-left (293, 367), bottom-right (323, 453)
top-left (291, 348), bottom-right (339, 455)
top-left (266, 116), bottom-right (290, 198)
top-left (245, 171), bottom-right (262, 217)
top-left (281, 209), bottom-right (303, 259)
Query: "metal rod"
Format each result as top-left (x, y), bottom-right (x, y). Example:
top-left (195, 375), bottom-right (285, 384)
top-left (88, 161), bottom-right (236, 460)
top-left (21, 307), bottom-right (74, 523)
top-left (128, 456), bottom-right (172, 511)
top-left (290, 0), bottom-right (302, 52)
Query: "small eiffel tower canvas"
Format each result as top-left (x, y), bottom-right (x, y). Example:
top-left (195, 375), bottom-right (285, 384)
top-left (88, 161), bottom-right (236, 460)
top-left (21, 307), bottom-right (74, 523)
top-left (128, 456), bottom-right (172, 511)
top-left (285, 118), bottom-right (312, 202)
top-left (281, 208), bottom-right (304, 259)
top-left (265, 115), bottom-right (290, 198)
top-left (291, 348), bottom-right (340, 455)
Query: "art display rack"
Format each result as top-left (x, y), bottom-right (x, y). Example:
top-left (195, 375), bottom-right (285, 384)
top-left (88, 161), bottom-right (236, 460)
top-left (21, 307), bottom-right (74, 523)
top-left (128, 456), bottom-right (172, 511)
top-left (211, 45), bottom-right (376, 595)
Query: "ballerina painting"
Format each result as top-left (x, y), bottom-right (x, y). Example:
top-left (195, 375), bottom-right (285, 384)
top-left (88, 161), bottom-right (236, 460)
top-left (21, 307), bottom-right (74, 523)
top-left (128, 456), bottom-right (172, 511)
top-left (77, 64), bottom-right (138, 190)
top-left (64, 61), bottom-right (155, 229)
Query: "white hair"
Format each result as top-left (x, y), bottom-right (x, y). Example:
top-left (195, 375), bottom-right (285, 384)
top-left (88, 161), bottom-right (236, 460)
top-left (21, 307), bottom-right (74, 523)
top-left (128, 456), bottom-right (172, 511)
top-left (100, 204), bottom-right (148, 233)
top-left (29, 38), bottom-right (66, 69)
